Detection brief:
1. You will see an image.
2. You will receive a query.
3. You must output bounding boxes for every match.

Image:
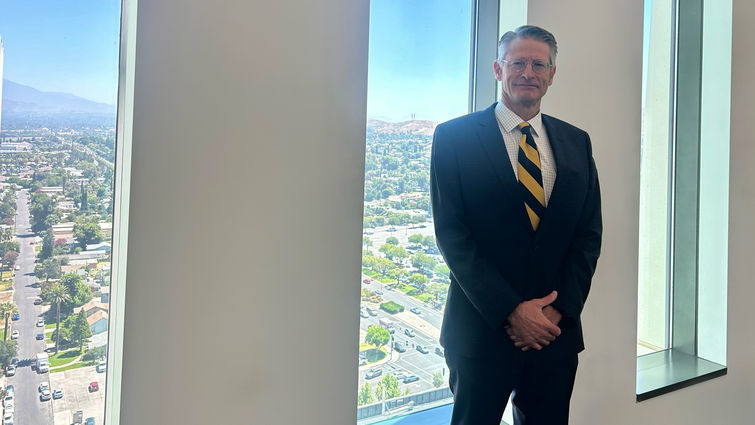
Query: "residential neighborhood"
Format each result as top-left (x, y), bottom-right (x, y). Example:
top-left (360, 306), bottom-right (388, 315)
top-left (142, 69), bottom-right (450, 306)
top-left (0, 124), bottom-right (114, 425)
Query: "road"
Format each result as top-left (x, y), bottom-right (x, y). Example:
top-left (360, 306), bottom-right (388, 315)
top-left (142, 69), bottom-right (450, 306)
top-left (7, 189), bottom-right (54, 425)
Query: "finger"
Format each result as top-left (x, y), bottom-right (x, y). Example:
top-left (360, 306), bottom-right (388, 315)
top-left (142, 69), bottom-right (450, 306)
top-left (536, 290), bottom-right (558, 308)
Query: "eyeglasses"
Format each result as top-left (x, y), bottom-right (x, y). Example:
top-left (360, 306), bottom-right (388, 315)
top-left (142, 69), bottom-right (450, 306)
top-left (500, 59), bottom-right (552, 74)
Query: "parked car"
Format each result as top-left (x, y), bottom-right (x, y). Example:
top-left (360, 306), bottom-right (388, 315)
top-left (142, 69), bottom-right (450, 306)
top-left (11, 314), bottom-right (18, 321)
top-left (36, 333), bottom-right (44, 340)
top-left (374, 289), bottom-right (383, 295)
top-left (33, 299), bottom-right (42, 305)
top-left (10, 331), bottom-right (18, 340)
top-left (3, 394), bottom-right (13, 407)
top-left (410, 307), bottom-right (421, 315)
top-left (39, 389), bottom-right (51, 401)
top-left (3, 410), bottom-right (12, 425)
top-left (359, 357), bottom-right (367, 366)
top-left (404, 328), bottom-right (415, 337)
top-left (366, 308), bottom-right (377, 317)
top-left (359, 310), bottom-right (369, 319)
top-left (39, 382), bottom-right (50, 392)
top-left (85, 417), bottom-right (95, 425)
top-left (363, 277), bottom-right (371, 284)
top-left (10, 358), bottom-right (17, 366)
top-left (88, 382), bottom-right (99, 392)
top-left (52, 389), bottom-right (63, 400)
top-left (435, 346), bottom-right (445, 357)
top-left (36, 319), bottom-right (44, 327)
top-left (402, 374), bottom-right (420, 384)
top-left (416, 345), bottom-right (429, 354)
top-left (96, 360), bottom-right (107, 373)
top-left (365, 368), bottom-right (383, 379)
top-left (5, 385), bottom-right (14, 395)
top-left (5, 365), bottom-right (15, 377)
top-left (393, 341), bottom-right (406, 353)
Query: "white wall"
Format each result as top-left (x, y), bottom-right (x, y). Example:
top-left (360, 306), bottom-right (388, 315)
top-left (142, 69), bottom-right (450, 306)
top-left (530, 0), bottom-right (755, 423)
top-left (120, 1), bottom-right (369, 424)
top-left (120, 0), bottom-right (755, 424)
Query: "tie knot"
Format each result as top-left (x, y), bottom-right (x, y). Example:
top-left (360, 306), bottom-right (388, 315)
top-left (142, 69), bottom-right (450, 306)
top-left (518, 122), bottom-right (532, 135)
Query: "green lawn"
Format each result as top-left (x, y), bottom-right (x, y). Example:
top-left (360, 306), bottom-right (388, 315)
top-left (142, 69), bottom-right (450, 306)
top-left (49, 348), bottom-right (83, 367)
top-left (52, 361), bottom-right (90, 372)
top-left (0, 280), bottom-right (12, 291)
top-left (358, 345), bottom-right (388, 363)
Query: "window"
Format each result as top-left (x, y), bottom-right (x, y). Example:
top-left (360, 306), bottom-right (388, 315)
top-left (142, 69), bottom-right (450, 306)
top-left (0, 1), bottom-right (132, 423)
top-left (355, 0), bottom-right (525, 423)
top-left (636, 0), bottom-right (731, 400)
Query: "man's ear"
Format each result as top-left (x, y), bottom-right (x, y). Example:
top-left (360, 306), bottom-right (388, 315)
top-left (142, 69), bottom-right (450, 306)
top-left (493, 60), bottom-right (504, 82)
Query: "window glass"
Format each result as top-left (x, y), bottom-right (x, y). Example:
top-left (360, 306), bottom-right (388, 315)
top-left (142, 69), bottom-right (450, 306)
top-left (0, 1), bottom-right (122, 423)
top-left (356, 0), bottom-right (471, 420)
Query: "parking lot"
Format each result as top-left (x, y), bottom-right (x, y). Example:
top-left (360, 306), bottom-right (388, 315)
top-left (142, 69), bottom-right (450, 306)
top-left (49, 365), bottom-right (106, 425)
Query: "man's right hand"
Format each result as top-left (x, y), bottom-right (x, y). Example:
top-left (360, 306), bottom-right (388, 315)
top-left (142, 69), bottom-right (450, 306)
top-left (505, 291), bottom-right (562, 351)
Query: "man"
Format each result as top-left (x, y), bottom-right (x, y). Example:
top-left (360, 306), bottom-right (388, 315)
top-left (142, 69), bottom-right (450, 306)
top-left (430, 25), bottom-right (602, 425)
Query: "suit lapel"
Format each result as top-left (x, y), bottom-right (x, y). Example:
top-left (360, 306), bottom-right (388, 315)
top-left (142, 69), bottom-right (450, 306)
top-left (475, 104), bottom-right (534, 235)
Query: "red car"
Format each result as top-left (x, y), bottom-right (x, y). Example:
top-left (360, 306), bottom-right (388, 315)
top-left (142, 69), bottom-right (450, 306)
top-left (88, 381), bottom-right (99, 392)
top-left (362, 277), bottom-right (371, 284)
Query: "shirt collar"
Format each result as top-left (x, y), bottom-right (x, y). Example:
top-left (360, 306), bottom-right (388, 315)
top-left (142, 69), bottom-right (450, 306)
top-left (494, 101), bottom-right (544, 137)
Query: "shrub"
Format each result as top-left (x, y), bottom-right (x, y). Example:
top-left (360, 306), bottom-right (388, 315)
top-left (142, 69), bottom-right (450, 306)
top-left (380, 301), bottom-right (405, 314)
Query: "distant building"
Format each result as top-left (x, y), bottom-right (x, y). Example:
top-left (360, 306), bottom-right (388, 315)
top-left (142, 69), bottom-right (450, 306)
top-left (39, 186), bottom-right (64, 195)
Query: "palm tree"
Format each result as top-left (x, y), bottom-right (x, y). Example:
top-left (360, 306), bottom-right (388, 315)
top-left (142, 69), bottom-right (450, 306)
top-left (0, 302), bottom-right (18, 341)
top-left (41, 284), bottom-right (70, 354)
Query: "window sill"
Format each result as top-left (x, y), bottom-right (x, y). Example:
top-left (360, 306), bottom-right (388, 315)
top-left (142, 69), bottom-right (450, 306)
top-left (636, 348), bottom-right (726, 401)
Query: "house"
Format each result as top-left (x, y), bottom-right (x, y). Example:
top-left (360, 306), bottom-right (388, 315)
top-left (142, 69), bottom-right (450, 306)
top-left (86, 310), bottom-right (108, 335)
top-left (73, 299), bottom-right (109, 318)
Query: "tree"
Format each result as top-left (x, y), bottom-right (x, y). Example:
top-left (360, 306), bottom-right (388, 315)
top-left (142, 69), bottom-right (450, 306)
top-left (73, 217), bottom-right (103, 248)
top-left (433, 371), bottom-right (444, 388)
top-left (408, 234), bottom-right (424, 246)
top-left (30, 193), bottom-right (59, 233)
top-left (40, 283), bottom-right (71, 354)
top-left (374, 257), bottom-right (397, 276)
top-left (39, 231), bottom-right (54, 260)
top-left (408, 273), bottom-right (429, 289)
top-left (60, 273), bottom-right (92, 309)
top-left (388, 267), bottom-right (407, 285)
top-left (0, 340), bottom-right (18, 369)
top-left (358, 382), bottom-right (374, 406)
top-left (35, 258), bottom-right (63, 282)
top-left (411, 252), bottom-right (437, 274)
top-left (0, 242), bottom-right (20, 258)
top-left (2, 251), bottom-right (18, 269)
top-left (68, 310), bottom-right (92, 352)
top-left (435, 264), bottom-right (450, 278)
top-left (422, 235), bottom-right (437, 249)
top-left (426, 282), bottom-right (449, 301)
top-left (374, 374), bottom-right (401, 400)
top-left (385, 236), bottom-right (399, 246)
top-left (80, 181), bottom-right (88, 211)
top-left (0, 302), bottom-right (18, 341)
top-left (365, 325), bottom-right (391, 353)
top-left (362, 236), bottom-right (372, 248)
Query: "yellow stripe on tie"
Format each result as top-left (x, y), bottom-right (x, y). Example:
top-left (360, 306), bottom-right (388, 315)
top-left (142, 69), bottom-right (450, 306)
top-left (517, 166), bottom-right (546, 206)
top-left (520, 138), bottom-right (541, 169)
top-left (525, 203), bottom-right (541, 230)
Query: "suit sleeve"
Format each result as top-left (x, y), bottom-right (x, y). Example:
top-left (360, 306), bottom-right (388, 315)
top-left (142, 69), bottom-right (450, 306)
top-left (431, 125), bottom-right (523, 330)
top-left (550, 133), bottom-right (602, 328)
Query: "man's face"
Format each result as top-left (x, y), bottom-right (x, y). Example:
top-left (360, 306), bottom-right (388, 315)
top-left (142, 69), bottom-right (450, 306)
top-left (493, 37), bottom-right (556, 112)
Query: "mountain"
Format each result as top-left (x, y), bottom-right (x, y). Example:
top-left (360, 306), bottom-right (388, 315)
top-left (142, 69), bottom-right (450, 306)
top-left (367, 118), bottom-right (437, 136)
top-left (1, 79), bottom-right (115, 114)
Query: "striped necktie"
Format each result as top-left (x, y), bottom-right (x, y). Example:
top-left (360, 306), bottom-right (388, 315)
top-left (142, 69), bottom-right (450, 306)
top-left (517, 122), bottom-right (545, 231)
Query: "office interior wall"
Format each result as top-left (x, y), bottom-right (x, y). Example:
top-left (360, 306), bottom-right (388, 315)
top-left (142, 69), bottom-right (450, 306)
top-left (120, 0), bottom-right (368, 424)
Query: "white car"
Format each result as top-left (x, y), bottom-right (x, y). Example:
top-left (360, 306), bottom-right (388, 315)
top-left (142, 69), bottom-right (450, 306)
top-left (3, 410), bottom-right (12, 425)
top-left (36, 319), bottom-right (44, 327)
top-left (96, 360), bottom-right (107, 373)
top-left (3, 394), bottom-right (13, 407)
top-left (39, 389), bottom-right (51, 401)
top-left (9, 331), bottom-right (18, 340)
top-left (38, 382), bottom-right (50, 392)
top-left (5, 365), bottom-right (15, 377)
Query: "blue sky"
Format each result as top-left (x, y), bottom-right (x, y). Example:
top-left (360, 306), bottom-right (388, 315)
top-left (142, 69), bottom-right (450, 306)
top-left (0, 0), bottom-right (121, 105)
top-left (367, 0), bottom-right (472, 123)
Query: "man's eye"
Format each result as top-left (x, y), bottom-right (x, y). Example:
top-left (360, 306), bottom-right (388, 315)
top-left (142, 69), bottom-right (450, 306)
top-left (532, 62), bottom-right (547, 71)
top-left (512, 61), bottom-right (525, 68)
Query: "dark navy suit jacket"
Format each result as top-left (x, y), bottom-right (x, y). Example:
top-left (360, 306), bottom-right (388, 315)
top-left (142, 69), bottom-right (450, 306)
top-left (430, 103), bottom-right (602, 359)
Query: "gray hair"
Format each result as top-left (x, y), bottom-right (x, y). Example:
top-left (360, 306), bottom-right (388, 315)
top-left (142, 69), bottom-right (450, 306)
top-left (497, 25), bottom-right (558, 66)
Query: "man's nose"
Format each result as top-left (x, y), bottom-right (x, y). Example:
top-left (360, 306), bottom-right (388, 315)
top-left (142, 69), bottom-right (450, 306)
top-left (521, 64), bottom-right (536, 78)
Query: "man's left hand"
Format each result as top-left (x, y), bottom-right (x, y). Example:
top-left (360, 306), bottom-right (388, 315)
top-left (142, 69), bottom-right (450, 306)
top-left (506, 305), bottom-right (563, 351)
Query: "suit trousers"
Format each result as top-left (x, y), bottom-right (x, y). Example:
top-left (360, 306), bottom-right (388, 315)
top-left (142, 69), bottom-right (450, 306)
top-left (445, 347), bottom-right (578, 425)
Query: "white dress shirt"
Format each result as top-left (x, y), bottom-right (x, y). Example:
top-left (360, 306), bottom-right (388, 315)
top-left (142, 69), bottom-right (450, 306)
top-left (494, 101), bottom-right (557, 206)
